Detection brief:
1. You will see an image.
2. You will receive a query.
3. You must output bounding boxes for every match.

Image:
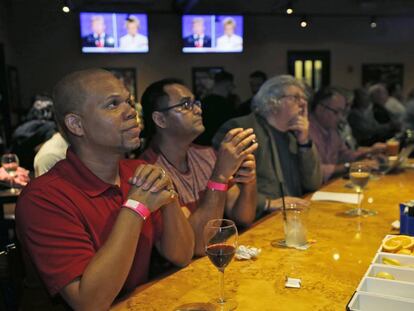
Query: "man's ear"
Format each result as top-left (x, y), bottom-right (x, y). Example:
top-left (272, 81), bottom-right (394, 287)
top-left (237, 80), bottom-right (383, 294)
top-left (64, 113), bottom-right (84, 137)
top-left (152, 111), bottom-right (167, 129)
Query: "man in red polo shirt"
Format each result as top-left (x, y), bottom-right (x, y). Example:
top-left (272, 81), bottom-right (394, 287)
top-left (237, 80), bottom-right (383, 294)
top-left (16, 69), bottom-right (194, 310)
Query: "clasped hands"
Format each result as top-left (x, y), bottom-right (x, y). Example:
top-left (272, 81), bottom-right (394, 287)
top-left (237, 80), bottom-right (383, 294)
top-left (214, 128), bottom-right (258, 184)
top-left (127, 164), bottom-right (177, 212)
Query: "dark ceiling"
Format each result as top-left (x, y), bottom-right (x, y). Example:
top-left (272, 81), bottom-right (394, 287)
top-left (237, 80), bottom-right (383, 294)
top-left (71, 0), bottom-right (414, 16)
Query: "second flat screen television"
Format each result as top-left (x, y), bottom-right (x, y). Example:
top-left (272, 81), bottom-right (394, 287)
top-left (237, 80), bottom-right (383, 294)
top-left (182, 15), bottom-right (243, 53)
top-left (80, 12), bottom-right (149, 53)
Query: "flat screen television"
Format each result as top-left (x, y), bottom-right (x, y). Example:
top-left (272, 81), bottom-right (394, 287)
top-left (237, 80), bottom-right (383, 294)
top-left (182, 15), bottom-right (243, 53)
top-left (79, 12), bottom-right (149, 53)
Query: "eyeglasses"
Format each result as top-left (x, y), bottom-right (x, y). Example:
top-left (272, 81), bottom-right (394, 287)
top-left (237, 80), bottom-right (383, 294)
top-left (320, 103), bottom-right (345, 116)
top-left (279, 94), bottom-right (308, 104)
top-left (157, 97), bottom-right (202, 113)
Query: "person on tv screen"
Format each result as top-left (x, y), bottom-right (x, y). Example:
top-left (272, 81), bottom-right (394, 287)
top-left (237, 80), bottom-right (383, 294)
top-left (82, 15), bottom-right (115, 48)
top-left (216, 17), bottom-right (243, 51)
top-left (119, 16), bottom-right (148, 50)
top-left (183, 17), bottom-right (211, 48)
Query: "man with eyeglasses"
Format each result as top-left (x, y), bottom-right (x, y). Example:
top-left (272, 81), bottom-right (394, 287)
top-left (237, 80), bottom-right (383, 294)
top-left (309, 87), bottom-right (379, 183)
top-left (213, 75), bottom-right (322, 218)
top-left (140, 78), bottom-right (258, 256)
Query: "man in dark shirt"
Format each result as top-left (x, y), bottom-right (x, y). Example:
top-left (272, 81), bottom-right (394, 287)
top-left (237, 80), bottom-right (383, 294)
top-left (369, 84), bottom-right (401, 135)
top-left (196, 71), bottom-right (238, 145)
top-left (213, 75), bottom-right (322, 218)
top-left (237, 71), bottom-right (267, 117)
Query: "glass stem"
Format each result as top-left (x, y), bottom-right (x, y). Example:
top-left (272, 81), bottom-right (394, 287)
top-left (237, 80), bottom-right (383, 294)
top-left (357, 190), bottom-right (362, 216)
top-left (218, 269), bottom-right (225, 303)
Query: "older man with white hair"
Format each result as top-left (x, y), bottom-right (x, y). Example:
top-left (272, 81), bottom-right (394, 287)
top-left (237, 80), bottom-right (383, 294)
top-left (213, 75), bottom-right (322, 218)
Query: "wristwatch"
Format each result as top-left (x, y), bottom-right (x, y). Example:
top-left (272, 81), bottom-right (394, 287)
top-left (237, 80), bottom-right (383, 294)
top-left (122, 199), bottom-right (151, 220)
top-left (297, 140), bottom-right (313, 148)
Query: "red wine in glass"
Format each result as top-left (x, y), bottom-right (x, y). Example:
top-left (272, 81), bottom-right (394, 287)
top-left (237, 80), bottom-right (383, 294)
top-left (203, 219), bottom-right (238, 311)
top-left (206, 243), bottom-right (235, 270)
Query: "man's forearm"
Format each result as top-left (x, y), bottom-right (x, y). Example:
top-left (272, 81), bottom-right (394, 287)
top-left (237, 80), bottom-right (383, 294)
top-left (61, 209), bottom-right (144, 310)
top-left (159, 200), bottom-right (194, 266)
top-left (188, 189), bottom-right (227, 256)
top-left (228, 181), bottom-right (256, 227)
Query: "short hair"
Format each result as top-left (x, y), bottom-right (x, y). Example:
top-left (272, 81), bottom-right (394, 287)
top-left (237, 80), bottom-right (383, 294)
top-left (311, 86), bottom-right (344, 111)
top-left (192, 17), bottom-right (204, 24)
top-left (141, 78), bottom-right (184, 143)
top-left (214, 71), bottom-right (234, 84)
top-left (223, 17), bottom-right (236, 27)
top-left (126, 15), bottom-right (140, 27)
top-left (250, 70), bottom-right (267, 81)
top-left (251, 75), bottom-right (307, 117)
top-left (52, 68), bottom-right (116, 142)
top-left (368, 83), bottom-right (387, 97)
top-left (91, 15), bottom-right (104, 23)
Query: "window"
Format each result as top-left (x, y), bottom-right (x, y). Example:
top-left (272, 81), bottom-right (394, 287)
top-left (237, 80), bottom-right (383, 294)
top-left (287, 51), bottom-right (330, 90)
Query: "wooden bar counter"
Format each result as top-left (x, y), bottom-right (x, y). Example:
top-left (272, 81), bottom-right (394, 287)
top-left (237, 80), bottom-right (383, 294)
top-left (112, 170), bottom-right (414, 311)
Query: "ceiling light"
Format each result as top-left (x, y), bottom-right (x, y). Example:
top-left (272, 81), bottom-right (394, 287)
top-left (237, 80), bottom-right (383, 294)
top-left (300, 16), bottom-right (308, 28)
top-left (286, 1), bottom-right (294, 15)
top-left (62, 0), bottom-right (70, 13)
top-left (370, 16), bottom-right (377, 28)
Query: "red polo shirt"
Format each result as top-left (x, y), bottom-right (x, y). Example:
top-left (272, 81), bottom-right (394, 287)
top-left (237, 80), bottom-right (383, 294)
top-left (16, 148), bottom-right (163, 296)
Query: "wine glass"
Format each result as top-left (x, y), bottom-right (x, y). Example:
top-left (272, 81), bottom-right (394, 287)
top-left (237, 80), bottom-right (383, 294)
top-left (204, 219), bottom-right (238, 311)
top-left (345, 162), bottom-right (377, 216)
top-left (1, 153), bottom-right (19, 193)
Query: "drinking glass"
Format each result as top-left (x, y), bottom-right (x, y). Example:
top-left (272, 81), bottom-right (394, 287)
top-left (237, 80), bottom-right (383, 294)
top-left (345, 162), bottom-right (377, 216)
top-left (1, 153), bottom-right (19, 193)
top-left (204, 219), bottom-right (238, 311)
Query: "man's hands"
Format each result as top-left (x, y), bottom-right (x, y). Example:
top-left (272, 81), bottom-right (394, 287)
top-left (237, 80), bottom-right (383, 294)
top-left (287, 104), bottom-right (310, 145)
top-left (128, 164), bottom-right (177, 212)
top-left (213, 128), bottom-right (258, 182)
top-left (0, 166), bottom-right (30, 187)
top-left (233, 154), bottom-right (256, 184)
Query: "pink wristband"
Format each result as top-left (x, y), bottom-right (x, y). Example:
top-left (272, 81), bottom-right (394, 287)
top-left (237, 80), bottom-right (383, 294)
top-left (207, 180), bottom-right (228, 192)
top-left (122, 199), bottom-right (151, 220)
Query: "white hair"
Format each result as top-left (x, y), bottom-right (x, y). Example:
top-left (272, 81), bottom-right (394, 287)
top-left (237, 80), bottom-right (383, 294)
top-left (251, 75), bottom-right (308, 117)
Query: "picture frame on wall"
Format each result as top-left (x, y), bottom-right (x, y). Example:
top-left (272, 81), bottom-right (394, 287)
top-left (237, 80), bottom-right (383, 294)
top-left (192, 66), bottom-right (223, 100)
top-left (105, 67), bottom-right (138, 101)
top-left (361, 63), bottom-right (404, 88)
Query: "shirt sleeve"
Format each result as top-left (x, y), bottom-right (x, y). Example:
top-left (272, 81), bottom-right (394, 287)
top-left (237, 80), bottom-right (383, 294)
top-left (16, 189), bottom-right (96, 296)
top-left (320, 163), bottom-right (336, 183)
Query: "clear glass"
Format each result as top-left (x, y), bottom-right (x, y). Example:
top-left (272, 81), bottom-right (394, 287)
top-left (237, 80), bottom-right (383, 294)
top-left (345, 162), bottom-right (377, 216)
top-left (271, 203), bottom-right (308, 248)
top-left (284, 203), bottom-right (308, 247)
top-left (1, 153), bottom-right (19, 193)
top-left (203, 219), bottom-right (238, 311)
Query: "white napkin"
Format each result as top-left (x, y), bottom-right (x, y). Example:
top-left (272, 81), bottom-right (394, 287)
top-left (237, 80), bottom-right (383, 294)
top-left (311, 191), bottom-right (363, 204)
top-left (235, 245), bottom-right (261, 260)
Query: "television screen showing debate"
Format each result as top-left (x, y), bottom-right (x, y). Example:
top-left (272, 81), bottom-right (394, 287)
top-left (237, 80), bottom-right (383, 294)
top-left (182, 15), bottom-right (244, 53)
top-left (80, 12), bottom-right (149, 53)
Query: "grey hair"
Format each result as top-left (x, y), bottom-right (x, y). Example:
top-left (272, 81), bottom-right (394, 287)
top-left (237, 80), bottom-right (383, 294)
top-left (251, 75), bottom-right (307, 117)
top-left (368, 83), bottom-right (387, 96)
